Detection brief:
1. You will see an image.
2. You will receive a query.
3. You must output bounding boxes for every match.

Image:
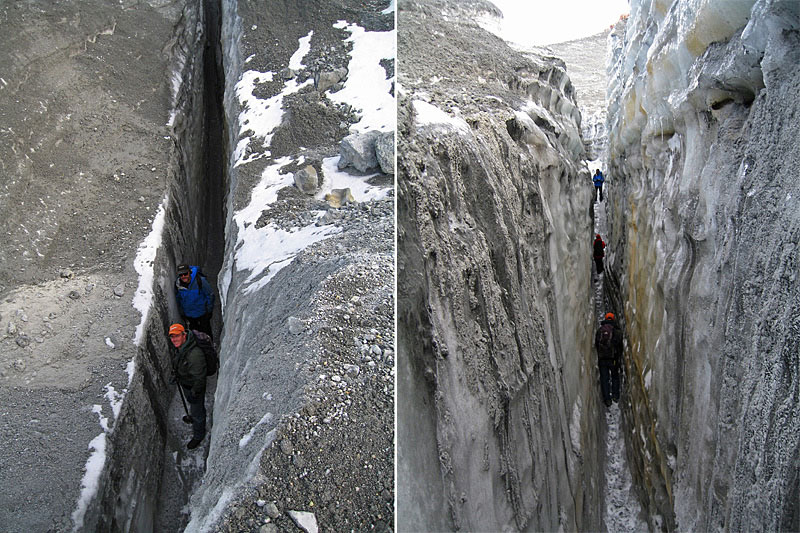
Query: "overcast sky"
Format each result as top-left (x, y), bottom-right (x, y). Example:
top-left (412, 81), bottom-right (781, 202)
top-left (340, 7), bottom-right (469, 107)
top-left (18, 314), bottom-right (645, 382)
top-left (484, 0), bottom-right (630, 46)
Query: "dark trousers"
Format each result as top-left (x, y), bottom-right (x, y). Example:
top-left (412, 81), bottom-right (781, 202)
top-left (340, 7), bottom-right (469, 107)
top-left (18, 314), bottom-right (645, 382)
top-left (594, 257), bottom-right (604, 275)
top-left (599, 362), bottom-right (620, 402)
top-left (182, 386), bottom-right (206, 440)
top-left (595, 184), bottom-right (603, 202)
top-left (186, 313), bottom-right (213, 340)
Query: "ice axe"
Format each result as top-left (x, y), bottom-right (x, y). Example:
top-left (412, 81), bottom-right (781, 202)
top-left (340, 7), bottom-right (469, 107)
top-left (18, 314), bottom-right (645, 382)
top-left (177, 384), bottom-right (193, 424)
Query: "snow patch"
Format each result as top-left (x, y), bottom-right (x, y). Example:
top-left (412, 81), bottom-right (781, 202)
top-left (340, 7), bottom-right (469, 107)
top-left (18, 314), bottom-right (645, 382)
top-left (319, 156), bottom-right (391, 202)
top-left (289, 31), bottom-right (313, 71)
top-left (132, 195), bottom-right (168, 345)
top-left (239, 412), bottom-right (273, 448)
top-left (329, 21), bottom-right (395, 133)
top-left (412, 100), bottom-right (470, 133)
top-left (104, 384), bottom-right (125, 421)
top-left (233, 70), bottom-right (312, 167)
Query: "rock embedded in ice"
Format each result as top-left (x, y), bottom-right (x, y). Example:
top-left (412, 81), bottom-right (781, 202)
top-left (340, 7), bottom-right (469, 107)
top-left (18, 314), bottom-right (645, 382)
top-left (287, 316), bottom-right (304, 335)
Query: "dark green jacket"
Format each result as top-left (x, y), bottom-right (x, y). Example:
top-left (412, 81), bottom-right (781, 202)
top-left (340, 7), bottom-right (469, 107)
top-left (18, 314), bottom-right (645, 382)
top-left (171, 331), bottom-right (206, 396)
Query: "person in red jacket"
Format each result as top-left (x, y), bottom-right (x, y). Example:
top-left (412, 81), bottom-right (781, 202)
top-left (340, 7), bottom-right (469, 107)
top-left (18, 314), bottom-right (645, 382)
top-left (593, 234), bottom-right (606, 276)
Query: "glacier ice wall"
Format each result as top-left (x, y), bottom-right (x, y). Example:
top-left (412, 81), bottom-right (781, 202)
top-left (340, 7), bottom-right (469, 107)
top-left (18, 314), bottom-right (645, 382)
top-left (397, 1), bottom-right (603, 531)
top-left (604, 0), bottom-right (799, 530)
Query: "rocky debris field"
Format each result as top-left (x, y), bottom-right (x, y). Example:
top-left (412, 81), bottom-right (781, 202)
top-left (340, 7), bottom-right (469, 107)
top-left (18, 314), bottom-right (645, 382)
top-left (214, 195), bottom-right (395, 533)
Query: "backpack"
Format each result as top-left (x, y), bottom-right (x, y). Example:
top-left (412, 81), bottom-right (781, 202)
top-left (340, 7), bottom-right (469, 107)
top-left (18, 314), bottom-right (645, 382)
top-left (596, 323), bottom-right (615, 360)
top-left (192, 330), bottom-right (219, 376)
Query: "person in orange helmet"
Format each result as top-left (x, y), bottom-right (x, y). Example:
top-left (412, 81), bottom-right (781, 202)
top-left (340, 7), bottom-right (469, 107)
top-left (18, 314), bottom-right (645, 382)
top-left (595, 312), bottom-right (623, 407)
top-left (168, 323), bottom-right (207, 449)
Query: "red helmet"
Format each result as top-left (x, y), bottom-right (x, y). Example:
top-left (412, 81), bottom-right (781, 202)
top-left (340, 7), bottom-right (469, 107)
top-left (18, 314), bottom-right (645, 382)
top-left (604, 312), bottom-right (615, 321)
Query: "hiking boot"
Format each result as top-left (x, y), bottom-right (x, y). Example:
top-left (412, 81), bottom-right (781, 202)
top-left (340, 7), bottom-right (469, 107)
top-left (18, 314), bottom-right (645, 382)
top-left (187, 437), bottom-right (203, 449)
top-left (183, 415), bottom-right (193, 424)
top-left (604, 399), bottom-right (612, 407)
top-left (612, 396), bottom-right (619, 403)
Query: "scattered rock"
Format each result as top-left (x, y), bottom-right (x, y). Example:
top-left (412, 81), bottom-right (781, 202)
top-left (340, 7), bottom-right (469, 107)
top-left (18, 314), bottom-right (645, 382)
top-left (265, 502), bottom-right (280, 519)
top-left (287, 510), bottom-right (318, 533)
top-left (280, 438), bottom-right (293, 456)
top-left (374, 131), bottom-right (395, 175)
top-left (292, 454), bottom-right (305, 468)
top-left (15, 335), bottom-right (30, 348)
top-left (281, 67), bottom-right (295, 80)
top-left (113, 284), bottom-right (125, 297)
top-left (68, 290), bottom-right (81, 300)
top-left (7, 322), bottom-right (17, 335)
top-left (259, 524), bottom-right (278, 533)
top-left (13, 359), bottom-right (26, 372)
top-left (315, 211), bottom-right (339, 226)
top-left (338, 131), bottom-right (380, 172)
top-left (60, 269), bottom-right (74, 279)
top-left (293, 165), bottom-right (319, 195)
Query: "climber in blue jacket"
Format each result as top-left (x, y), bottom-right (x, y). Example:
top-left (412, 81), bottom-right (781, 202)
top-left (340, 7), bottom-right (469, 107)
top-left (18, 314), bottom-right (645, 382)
top-left (175, 263), bottom-right (215, 339)
top-left (593, 169), bottom-right (605, 202)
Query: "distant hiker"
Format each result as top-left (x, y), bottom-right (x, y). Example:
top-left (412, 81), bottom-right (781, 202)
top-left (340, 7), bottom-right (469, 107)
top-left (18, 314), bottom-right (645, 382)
top-left (595, 312), bottom-right (623, 407)
top-left (593, 234), bottom-right (606, 276)
top-left (168, 323), bottom-right (207, 449)
top-left (175, 263), bottom-right (215, 339)
top-left (593, 169), bottom-right (605, 202)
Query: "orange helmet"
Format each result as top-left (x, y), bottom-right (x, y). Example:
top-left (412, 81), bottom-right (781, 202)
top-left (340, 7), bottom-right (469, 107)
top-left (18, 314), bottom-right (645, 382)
top-left (604, 312), bottom-right (615, 321)
top-left (168, 323), bottom-right (186, 336)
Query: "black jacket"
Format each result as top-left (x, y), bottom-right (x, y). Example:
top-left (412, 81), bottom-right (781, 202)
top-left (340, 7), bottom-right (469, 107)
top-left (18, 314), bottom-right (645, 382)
top-left (595, 319), bottom-right (623, 364)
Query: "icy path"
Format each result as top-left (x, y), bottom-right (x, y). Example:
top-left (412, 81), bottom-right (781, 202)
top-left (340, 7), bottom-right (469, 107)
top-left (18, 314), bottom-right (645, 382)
top-left (602, 404), bottom-right (647, 532)
top-left (591, 166), bottom-right (648, 532)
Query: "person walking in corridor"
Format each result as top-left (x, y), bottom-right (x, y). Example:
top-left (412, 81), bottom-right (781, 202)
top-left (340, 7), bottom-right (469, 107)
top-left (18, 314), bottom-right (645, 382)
top-left (175, 263), bottom-right (215, 339)
top-left (593, 234), bottom-right (606, 277)
top-left (595, 312), bottom-right (623, 407)
top-left (593, 168), bottom-right (605, 202)
top-left (168, 323), bottom-right (207, 449)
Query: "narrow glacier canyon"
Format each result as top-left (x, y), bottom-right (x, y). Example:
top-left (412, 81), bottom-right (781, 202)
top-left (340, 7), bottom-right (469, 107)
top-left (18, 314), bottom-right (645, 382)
top-left (0, 1), bottom-right (394, 532)
top-left (398, 0), bottom-right (798, 532)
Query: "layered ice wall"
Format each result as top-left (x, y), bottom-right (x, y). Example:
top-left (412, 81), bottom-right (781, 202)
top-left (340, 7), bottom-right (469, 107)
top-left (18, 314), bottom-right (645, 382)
top-left (604, 0), bottom-right (799, 530)
top-left (398, 1), bottom-right (603, 531)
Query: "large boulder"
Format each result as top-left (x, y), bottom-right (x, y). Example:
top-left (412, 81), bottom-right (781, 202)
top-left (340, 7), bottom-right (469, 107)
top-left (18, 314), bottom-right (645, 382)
top-left (337, 130), bottom-right (381, 172)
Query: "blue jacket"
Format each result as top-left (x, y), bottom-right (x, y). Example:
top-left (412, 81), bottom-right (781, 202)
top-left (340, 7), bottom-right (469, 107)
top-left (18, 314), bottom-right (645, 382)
top-left (176, 266), bottom-right (215, 318)
top-left (593, 171), bottom-right (605, 186)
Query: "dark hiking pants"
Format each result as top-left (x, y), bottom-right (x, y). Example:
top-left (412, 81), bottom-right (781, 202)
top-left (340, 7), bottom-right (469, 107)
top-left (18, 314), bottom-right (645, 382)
top-left (594, 257), bottom-right (604, 275)
top-left (183, 386), bottom-right (207, 440)
top-left (595, 184), bottom-right (603, 202)
top-left (187, 313), bottom-right (213, 340)
top-left (598, 362), bottom-right (620, 403)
